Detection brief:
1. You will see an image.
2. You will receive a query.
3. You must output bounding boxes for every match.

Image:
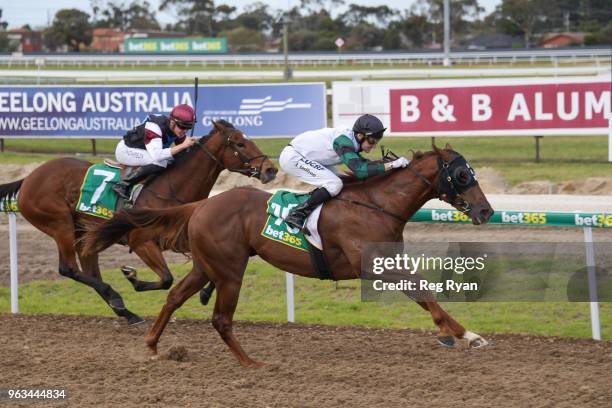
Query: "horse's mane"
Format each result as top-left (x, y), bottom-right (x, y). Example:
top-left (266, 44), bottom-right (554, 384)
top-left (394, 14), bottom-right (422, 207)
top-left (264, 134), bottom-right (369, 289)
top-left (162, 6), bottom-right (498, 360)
top-left (165, 134), bottom-right (210, 169)
top-left (166, 121), bottom-right (235, 168)
top-left (340, 150), bottom-right (435, 187)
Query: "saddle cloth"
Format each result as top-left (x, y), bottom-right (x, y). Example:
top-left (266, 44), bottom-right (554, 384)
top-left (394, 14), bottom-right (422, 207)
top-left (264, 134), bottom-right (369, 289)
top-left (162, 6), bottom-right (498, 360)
top-left (261, 190), bottom-right (323, 251)
top-left (76, 163), bottom-right (122, 219)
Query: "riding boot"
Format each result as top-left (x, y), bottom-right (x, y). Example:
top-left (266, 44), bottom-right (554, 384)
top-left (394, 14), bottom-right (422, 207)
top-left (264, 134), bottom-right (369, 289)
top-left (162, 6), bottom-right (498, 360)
top-left (112, 164), bottom-right (164, 199)
top-left (285, 187), bottom-right (332, 230)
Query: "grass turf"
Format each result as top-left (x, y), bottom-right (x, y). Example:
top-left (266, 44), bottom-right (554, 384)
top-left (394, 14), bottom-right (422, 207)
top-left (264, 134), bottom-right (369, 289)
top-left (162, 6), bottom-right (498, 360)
top-left (1, 136), bottom-right (609, 186)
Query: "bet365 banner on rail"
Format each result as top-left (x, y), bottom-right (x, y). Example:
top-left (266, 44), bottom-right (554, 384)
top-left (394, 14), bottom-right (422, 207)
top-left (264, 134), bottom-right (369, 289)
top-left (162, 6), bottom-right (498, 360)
top-left (333, 76), bottom-right (611, 136)
top-left (0, 83), bottom-right (326, 138)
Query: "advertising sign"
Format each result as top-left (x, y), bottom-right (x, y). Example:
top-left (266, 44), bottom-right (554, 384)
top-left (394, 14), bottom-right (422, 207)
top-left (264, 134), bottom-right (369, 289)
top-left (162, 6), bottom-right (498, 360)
top-left (332, 76), bottom-right (611, 136)
top-left (124, 37), bottom-right (227, 53)
top-left (0, 83), bottom-right (326, 138)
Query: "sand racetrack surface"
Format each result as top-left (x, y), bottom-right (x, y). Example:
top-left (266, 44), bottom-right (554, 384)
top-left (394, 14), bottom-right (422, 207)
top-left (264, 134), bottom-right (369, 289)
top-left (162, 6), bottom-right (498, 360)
top-left (1, 314), bottom-right (611, 408)
top-left (1, 164), bottom-right (611, 407)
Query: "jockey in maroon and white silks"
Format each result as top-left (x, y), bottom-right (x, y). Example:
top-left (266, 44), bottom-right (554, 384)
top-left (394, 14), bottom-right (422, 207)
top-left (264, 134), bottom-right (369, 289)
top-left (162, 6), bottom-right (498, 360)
top-left (115, 104), bottom-right (197, 167)
top-left (112, 104), bottom-right (198, 199)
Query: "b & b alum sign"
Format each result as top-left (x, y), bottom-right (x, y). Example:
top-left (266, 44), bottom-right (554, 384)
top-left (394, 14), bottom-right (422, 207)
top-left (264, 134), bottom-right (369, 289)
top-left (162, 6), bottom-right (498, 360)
top-left (332, 75), bottom-right (612, 161)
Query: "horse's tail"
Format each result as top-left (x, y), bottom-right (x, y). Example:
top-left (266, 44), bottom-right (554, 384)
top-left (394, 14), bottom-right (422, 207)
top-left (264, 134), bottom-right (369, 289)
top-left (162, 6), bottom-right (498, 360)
top-left (0, 179), bottom-right (23, 211)
top-left (80, 201), bottom-right (201, 255)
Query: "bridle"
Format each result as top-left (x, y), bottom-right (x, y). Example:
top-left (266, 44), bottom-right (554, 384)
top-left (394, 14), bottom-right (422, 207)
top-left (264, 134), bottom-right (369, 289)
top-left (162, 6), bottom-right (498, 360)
top-left (336, 151), bottom-right (478, 224)
top-left (197, 130), bottom-right (268, 179)
top-left (142, 129), bottom-right (268, 204)
top-left (419, 154), bottom-right (478, 214)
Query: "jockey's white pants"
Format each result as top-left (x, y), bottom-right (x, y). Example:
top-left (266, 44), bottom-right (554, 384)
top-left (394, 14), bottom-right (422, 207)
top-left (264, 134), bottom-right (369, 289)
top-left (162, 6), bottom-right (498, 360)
top-left (279, 145), bottom-right (343, 196)
top-left (115, 140), bottom-right (170, 168)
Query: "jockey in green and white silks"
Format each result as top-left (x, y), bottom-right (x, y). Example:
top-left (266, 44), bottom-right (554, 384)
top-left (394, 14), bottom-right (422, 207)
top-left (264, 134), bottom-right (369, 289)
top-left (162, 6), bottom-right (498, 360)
top-left (279, 114), bottom-right (410, 230)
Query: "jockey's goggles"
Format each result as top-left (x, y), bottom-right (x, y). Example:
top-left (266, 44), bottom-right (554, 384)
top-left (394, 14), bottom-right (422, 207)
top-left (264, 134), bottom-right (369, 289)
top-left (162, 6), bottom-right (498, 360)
top-left (365, 135), bottom-right (381, 145)
top-left (363, 130), bottom-right (384, 145)
top-left (173, 119), bottom-right (194, 130)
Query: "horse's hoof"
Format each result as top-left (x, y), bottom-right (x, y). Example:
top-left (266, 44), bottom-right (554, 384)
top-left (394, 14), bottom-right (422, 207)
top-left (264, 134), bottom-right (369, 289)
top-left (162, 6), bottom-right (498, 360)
top-left (468, 337), bottom-right (489, 349)
top-left (436, 336), bottom-right (456, 348)
top-left (145, 343), bottom-right (158, 356)
top-left (463, 331), bottom-right (489, 349)
top-left (127, 316), bottom-right (145, 326)
top-left (253, 360), bottom-right (267, 367)
top-left (121, 265), bottom-right (137, 279)
top-left (199, 286), bottom-right (214, 305)
top-left (241, 359), bottom-right (266, 368)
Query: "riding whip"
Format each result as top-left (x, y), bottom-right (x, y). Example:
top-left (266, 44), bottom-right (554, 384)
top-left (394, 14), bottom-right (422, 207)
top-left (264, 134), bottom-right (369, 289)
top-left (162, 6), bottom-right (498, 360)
top-left (191, 77), bottom-right (199, 137)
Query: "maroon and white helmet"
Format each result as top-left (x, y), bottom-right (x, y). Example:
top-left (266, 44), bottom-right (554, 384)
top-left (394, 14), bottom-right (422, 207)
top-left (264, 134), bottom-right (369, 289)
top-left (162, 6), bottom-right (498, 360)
top-left (170, 104), bottom-right (196, 129)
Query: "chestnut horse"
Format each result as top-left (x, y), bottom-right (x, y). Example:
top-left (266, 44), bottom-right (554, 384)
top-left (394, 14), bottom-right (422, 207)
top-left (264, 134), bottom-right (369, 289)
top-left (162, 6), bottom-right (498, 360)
top-left (82, 145), bottom-right (494, 365)
top-left (0, 121), bottom-right (277, 325)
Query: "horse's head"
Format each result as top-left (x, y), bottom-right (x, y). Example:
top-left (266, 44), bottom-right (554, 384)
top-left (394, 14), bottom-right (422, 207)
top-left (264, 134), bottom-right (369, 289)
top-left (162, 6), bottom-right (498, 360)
top-left (211, 120), bottom-right (278, 184)
top-left (431, 143), bottom-right (494, 225)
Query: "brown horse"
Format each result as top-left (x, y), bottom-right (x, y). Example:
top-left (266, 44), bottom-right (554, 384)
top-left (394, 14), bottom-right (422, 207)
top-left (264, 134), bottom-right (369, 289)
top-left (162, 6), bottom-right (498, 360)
top-left (0, 121), bottom-right (277, 325)
top-left (82, 144), bottom-right (494, 365)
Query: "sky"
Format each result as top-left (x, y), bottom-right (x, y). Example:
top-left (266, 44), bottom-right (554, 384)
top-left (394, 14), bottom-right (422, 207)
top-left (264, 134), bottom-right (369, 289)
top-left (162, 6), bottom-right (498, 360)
top-left (1, 0), bottom-right (502, 30)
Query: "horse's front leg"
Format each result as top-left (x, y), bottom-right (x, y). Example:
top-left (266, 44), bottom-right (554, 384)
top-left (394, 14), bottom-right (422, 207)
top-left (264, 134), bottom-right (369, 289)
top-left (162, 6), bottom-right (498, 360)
top-left (125, 240), bottom-right (176, 291)
top-left (415, 301), bottom-right (488, 348)
top-left (145, 266), bottom-right (209, 355)
top-left (212, 279), bottom-right (265, 367)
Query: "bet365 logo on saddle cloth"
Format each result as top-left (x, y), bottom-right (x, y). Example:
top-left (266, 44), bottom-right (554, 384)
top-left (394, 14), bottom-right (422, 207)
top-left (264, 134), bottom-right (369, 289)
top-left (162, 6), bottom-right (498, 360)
top-left (76, 164), bottom-right (121, 219)
top-left (261, 191), bottom-right (311, 252)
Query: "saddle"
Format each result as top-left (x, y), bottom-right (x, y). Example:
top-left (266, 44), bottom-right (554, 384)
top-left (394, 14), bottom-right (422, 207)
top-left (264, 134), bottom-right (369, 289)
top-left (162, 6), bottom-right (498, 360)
top-left (103, 159), bottom-right (136, 179)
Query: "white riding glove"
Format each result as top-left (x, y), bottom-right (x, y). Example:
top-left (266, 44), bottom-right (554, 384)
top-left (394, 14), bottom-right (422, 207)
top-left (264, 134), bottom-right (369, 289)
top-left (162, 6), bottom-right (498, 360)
top-left (390, 157), bottom-right (410, 169)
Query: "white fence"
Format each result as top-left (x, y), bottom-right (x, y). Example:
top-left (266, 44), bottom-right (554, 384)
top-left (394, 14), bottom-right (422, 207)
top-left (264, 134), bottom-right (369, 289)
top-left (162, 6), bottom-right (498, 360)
top-left (1, 66), bottom-right (610, 83)
top-left (2, 48), bottom-right (611, 68)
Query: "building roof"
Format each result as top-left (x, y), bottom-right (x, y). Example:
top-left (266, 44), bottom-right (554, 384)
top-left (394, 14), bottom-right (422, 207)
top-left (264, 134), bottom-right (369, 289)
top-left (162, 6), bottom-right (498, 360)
top-left (540, 32), bottom-right (587, 43)
top-left (465, 33), bottom-right (523, 49)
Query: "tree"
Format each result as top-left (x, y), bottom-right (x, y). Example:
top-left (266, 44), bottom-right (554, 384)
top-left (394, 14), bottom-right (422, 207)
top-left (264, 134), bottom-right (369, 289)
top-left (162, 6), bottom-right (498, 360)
top-left (346, 23), bottom-right (386, 50)
top-left (235, 2), bottom-right (274, 32)
top-left (500, 0), bottom-right (545, 47)
top-left (394, 11), bottom-right (433, 48)
top-left (0, 8), bottom-right (10, 52)
top-left (94, 1), bottom-right (160, 30)
top-left (160, 0), bottom-right (215, 36)
top-left (339, 4), bottom-right (397, 28)
top-left (288, 29), bottom-right (320, 51)
top-left (212, 4), bottom-right (238, 33)
top-left (579, 0), bottom-right (612, 26)
top-left (585, 21), bottom-right (612, 44)
top-left (219, 26), bottom-right (266, 51)
top-left (0, 8), bottom-right (8, 31)
top-left (124, 1), bottom-right (161, 30)
top-left (416, 0), bottom-right (484, 46)
top-left (45, 9), bottom-right (92, 52)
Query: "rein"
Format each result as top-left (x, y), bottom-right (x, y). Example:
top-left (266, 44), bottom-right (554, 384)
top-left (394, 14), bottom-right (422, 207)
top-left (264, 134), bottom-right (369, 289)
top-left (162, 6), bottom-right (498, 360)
top-left (335, 196), bottom-right (407, 223)
top-left (197, 133), bottom-right (268, 178)
top-left (140, 131), bottom-right (268, 205)
top-left (335, 153), bottom-right (475, 224)
top-left (335, 163), bottom-right (433, 224)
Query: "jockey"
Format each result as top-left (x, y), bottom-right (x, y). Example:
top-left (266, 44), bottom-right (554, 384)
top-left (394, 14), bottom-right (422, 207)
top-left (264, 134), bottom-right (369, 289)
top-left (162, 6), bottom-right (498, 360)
top-left (279, 114), bottom-right (410, 230)
top-left (112, 103), bottom-right (198, 199)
